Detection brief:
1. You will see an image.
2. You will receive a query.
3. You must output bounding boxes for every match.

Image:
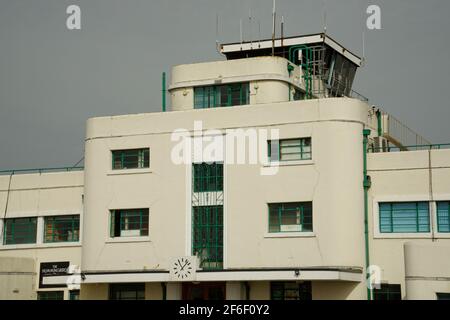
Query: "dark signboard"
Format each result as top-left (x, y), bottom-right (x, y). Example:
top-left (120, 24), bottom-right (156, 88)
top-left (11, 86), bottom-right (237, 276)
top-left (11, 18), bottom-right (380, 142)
top-left (39, 261), bottom-right (70, 288)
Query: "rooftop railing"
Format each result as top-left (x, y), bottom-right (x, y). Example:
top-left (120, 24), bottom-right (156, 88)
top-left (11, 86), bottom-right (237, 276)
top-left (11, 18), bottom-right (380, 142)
top-left (0, 166), bottom-right (84, 176)
top-left (369, 143), bottom-right (450, 153)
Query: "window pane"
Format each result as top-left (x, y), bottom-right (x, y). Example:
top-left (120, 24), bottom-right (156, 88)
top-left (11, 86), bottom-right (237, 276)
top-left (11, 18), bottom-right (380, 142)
top-left (44, 215), bottom-right (80, 243)
top-left (373, 284), bottom-right (401, 300)
top-left (437, 202), bottom-right (450, 233)
top-left (269, 138), bottom-right (311, 162)
top-left (109, 283), bottom-right (145, 300)
top-left (270, 282), bottom-right (312, 300)
top-left (268, 202), bottom-right (312, 233)
top-left (379, 202), bottom-right (429, 233)
top-left (4, 218), bottom-right (37, 245)
top-left (37, 291), bottom-right (64, 300)
top-left (112, 148), bottom-right (149, 170)
top-left (110, 209), bottom-right (149, 237)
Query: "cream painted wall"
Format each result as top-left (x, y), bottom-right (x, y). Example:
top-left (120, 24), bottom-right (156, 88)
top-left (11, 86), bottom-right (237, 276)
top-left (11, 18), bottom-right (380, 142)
top-left (80, 283), bottom-right (108, 300)
top-left (0, 171), bottom-right (83, 299)
top-left (368, 149), bottom-right (450, 299)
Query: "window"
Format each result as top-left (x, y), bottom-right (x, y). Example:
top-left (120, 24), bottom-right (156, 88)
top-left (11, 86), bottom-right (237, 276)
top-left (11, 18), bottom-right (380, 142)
top-left (109, 283), bottom-right (145, 300)
top-left (192, 206), bottom-right (223, 270)
top-left (3, 217), bottom-right (37, 245)
top-left (271, 282), bottom-right (312, 300)
top-left (437, 201), bottom-right (450, 233)
top-left (193, 163), bottom-right (223, 192)
top-left (194, 83), bottom-right (249, 109)
top-left (436, 293), bottom-right (450, 300)
top-left (373, 284), bottom-right (401, 300)
top-left (268, 202), bottom-right (313, 233)
top-left (379, 202), bottom-right (430, 233)
top-left (293, 88), bottom-right (305, 101)
top-left (44, 215), bottom-right (80, 243)
top-left (110, 209), bottom-right (149, 237)
top-left (268, 138), bottom-right (312, 162)
top-left (69, 290), bottom-right (80, 300)
top-left (112, 148), bottom-right (149, 170)
top-left (37, 291), bottom-right (64, 300)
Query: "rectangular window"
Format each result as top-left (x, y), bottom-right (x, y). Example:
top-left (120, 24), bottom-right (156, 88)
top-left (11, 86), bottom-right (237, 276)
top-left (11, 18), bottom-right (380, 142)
top-left (268, 138), bottom-right (312, 162)
top-left (437, 201), bottom-right (450, 233)
top-left (192, 205), bottom-right (223, 270)
top-left (37, 291), bottom-right (64, 300)
top-left (3, 217), bottom-right (37, 245)
top-left (44, 215), bottom-right (80, 243)
top-left (109, 283), bottom-right (145, 300)
top-left (373, 284), bottom-right (401, 300)
top-left (193, 163), bottom-right (223, 192)
top-left (379, 202), bottom-right (430, 233)
top-left (110, 209), bottom-right (149, 238)
top-left (194, 83), bottom-right (249, 109)
top-left (268, 202), bottom-right (313, 233)
top-left (112, 148), bottom-right (149, 170)
top-left (270, 282), bottom-right (312, 300)
top-left (436, 293), bottom-right (450, 300)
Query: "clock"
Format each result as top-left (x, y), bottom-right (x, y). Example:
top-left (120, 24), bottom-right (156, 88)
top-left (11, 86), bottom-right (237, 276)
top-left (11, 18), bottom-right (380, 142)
top-left (170, 256), bottom-right (196, 281)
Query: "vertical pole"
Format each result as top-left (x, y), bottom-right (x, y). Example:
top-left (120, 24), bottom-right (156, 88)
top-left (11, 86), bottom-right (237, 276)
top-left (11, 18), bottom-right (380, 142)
top-left (272, 0), bottom-right (276, 56)
top-left (363, 129), bottom-right (372, 300)
top-left (162, 72), bottom-right (166, 112)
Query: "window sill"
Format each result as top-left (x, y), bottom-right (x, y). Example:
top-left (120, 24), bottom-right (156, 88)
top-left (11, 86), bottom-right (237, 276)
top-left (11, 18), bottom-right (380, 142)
top-left (105, 236), bottom-right (151, 244)
top-left (263, 160), bottom-right (314, 167)
top-left (0, 242), bottom-right (81, 251)
top-left (264, 232), bottom-right (315, 239)
top-left (375, 232), bottom-right (450, 239)
top-left (107, 168), bottom-right (152, 176)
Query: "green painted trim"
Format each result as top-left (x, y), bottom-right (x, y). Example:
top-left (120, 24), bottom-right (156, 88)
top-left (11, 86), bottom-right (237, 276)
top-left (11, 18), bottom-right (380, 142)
top-left (363, 129), bottom-right (372, 301)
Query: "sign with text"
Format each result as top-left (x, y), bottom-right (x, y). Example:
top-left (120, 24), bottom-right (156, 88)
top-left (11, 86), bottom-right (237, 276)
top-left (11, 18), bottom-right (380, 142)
top-left (39, 261), bottom-right (70, 288)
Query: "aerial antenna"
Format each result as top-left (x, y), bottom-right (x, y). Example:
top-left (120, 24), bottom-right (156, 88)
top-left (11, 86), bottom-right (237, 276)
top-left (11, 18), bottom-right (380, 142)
top-left (281, 15), bottom-right (284, 48)
top-left (215, 13), bottom-right (222, 55)
top-left (272, 0), bottom-right (276, 56)
top-left (322, 0), bottom-right (327, 34)
top-left (258, 20), bottom-right (261, 48)
top-left (361, 30), bottom-right (366, 67)
top-left (240, 18), bottom-right (243, 45)
top-left (249, 8), bottom-right (253, 49)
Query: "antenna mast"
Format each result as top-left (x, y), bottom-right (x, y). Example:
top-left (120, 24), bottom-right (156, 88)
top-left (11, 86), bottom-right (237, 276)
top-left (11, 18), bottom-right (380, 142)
top-left (272, 0), bottom-right (276, 56)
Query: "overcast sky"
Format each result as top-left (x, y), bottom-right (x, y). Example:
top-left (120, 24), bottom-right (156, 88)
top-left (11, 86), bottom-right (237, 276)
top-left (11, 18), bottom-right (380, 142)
top-left (0, 0), bottom-right (449, 170)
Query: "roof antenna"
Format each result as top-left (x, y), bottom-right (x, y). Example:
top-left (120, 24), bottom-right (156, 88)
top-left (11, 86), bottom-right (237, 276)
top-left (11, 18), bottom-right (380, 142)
top-left (240, 18), bottom-right (243, 46)
top-left (361, 30), bottom-right (366, 67)
top-left (281, 15), bottom-right (284, 48)
top-left (272, 0), bottom-right (276, 56)
top-left (258, 20), bottom-right (261, 48)
top-left (322, 0), bottom-right (327, 35)
top-left (215, 13), bottom-right (222, 56)
top-left (249, 8), bottom-right (253, 49)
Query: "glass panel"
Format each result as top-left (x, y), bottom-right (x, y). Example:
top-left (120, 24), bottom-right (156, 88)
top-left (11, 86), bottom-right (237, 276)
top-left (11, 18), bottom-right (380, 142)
top-left (109, 283), bottom-right (145, 300)
top-left (3, 218), bottom-right (37, 245)
top-left (112, 149), bottom-right (149, 170)
top-left (44, 215), bottom-right (80, 243)
top-left (373, 284), bottom-right (401, 300)
top-left (437, 202), bottom-right (450, 233)
top-left (268, 202), bottom-right (313, 233)
top-left (37, 291), bottom-right (64, 300)
top-left (110, 209), bottom-right (149, 237)
top-left (270, 282), bottom-right (312, 300)
top-left (379, 202), bottom-right (430, 233)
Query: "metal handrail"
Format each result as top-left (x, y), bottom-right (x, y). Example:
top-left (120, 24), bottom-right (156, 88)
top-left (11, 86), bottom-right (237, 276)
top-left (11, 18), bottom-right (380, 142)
top-left (0, 166), bottom-right (84, 176)
top-left (369, 143), bottom-right (450, 153)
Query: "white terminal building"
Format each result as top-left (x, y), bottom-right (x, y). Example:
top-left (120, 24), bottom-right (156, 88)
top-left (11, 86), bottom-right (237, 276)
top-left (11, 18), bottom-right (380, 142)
top-left (1, 33), bottom-right (450, 300)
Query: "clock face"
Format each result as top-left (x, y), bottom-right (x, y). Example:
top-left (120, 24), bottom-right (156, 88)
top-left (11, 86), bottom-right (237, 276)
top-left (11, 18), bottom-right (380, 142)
top-left (172, 257), bottom-right (193, 280)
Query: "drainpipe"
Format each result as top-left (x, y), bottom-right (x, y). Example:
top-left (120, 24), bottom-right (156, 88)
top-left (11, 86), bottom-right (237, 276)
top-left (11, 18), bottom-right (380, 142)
top-left (363, 129), bottom-right (372, 300)
top-left (162, 72), bottom-right (166, 112)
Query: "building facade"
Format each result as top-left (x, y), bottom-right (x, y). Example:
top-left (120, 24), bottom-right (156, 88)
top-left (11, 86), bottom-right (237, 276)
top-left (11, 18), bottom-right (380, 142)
top-left (1, 33), bottom-right (450, 300)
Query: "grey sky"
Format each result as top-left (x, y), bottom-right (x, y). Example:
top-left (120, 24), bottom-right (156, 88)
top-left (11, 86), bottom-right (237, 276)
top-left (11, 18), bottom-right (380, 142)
top-left (0, 0), bottom-right (449, 169)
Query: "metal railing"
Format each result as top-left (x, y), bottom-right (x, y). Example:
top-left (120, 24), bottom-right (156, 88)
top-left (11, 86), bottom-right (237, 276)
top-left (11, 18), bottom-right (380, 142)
top-left (0, 166), bottom-right (84, 176)
top-left (369, 143), bottom-right (450, 153)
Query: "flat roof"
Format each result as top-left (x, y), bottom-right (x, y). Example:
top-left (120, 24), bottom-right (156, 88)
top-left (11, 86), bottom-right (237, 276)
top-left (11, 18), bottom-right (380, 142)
top-left (220, 32), bottom-right (362, 67)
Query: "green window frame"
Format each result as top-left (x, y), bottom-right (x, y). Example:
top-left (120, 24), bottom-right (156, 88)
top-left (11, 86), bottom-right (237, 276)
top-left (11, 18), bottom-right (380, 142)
top-left (193, 163), bottom-right (223, 192)
top-left (437, 201), bottom-right (450, 233)
top-left (37, 291), bottom-right (64, 300)
top-left (110, 209), bottom-right (149, 238)
top-left (3, 217), bottom-right (37, 245)
top-left (373, 284), bottom-right (401, 300)
top-left (109, 283), bottom-right (145, 300)
top-left (194, 82), bottom-right (249, 109)
top-left (192, 205), bottom-right (223, 270)
top-left (268, 202), bottom-right (313, 233)
top-left (44, 215), bottom-right (80, 243)
top-left (270, 282), bottom-right (312, 300)
top-left (379, 202), bottom-right (430, 233)
top-left (268, 138), bottom-right (312, 162)
top-left (112, 148), bottom-right (149, 170)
